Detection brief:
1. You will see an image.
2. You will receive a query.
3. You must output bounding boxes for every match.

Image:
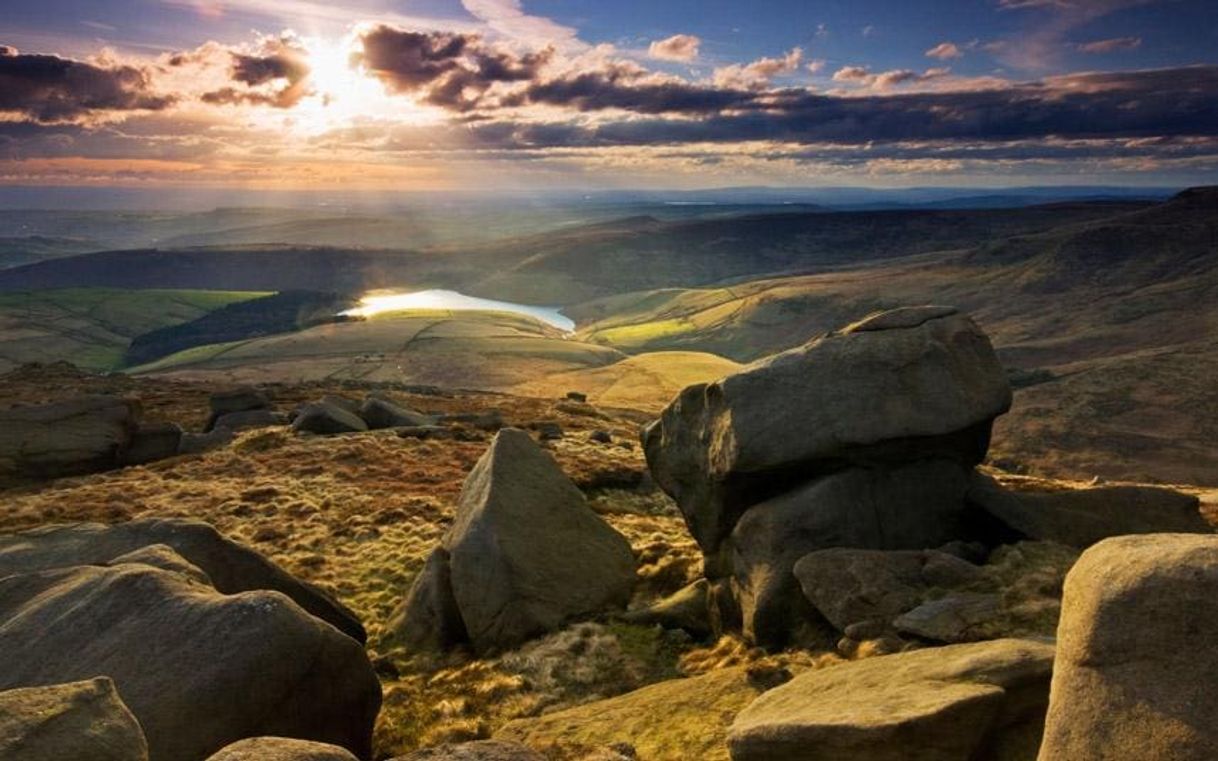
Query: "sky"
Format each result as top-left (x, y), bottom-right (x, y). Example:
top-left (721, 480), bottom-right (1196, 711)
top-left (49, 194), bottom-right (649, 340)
top-left (2, 0), bottom-right (1217, 192)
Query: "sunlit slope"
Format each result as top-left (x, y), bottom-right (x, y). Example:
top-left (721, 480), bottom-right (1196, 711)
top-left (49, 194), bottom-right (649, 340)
top-left (132, 309), bottom-right (626, 389)
top-left (511, 351), bottom-right (743, 412)
top-left (0, 288), bottom-right (267, 372)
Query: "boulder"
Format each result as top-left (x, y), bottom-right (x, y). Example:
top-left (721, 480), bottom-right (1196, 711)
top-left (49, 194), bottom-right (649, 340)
top-left (206, 737), bottom-right (358, 761)
top-left (206, 387), bottom-right (271, 431)
top-left (292, 402), bottom-right (368, 435)
top-left (968, 473), bottom-right (1209, 547)
top-left (1039, 534), bottom-right (1218, 760)
top-left (390, 741), bottom-right (544, 760)
top-left (396, 428), bottom-right (635, 653)
top-left (643, 307), bottom-right (1011, 554)
top-left (0, 677), bottom-right (149, 761)
top-left (793, 548), bottom-right (983, 633)
top-left (107, 542), bottom-right (213, 585)
top-left (179, 428), bottom-right (234, 455)
top-left (358, 397), bottom-right (436, 429)
top-left (501, 667), bottom-right (765, 761)
top-left (121, 422), bottom-right (183, 466)
top-left (397, 425), bottom-right (454, 441)
top-left (729, 638), bottom-right (1054, 761)
top-left (893, 593), bottom-right (1004, 643)
top-left (0, 395), bottom-right (141, 478)
top-left (730, 461), bottom-right (973, 647)
top-left (0, 518), bottom-right (366, 643)
top-left (0, 562), bottom-right (381, 761)
top-left (384, 548), bottom-right (468, 652)
top-left (212, 410), bottom-right (289, 432)
top-left (621, 579), bottom-right (712, 638)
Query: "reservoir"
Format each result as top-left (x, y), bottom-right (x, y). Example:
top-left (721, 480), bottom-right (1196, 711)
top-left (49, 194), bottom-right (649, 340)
top-left (342, 289), bottom-right (575, 332)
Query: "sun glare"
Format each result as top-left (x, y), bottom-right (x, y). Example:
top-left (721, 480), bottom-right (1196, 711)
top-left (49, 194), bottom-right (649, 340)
top-left (285, 36), bottom-right (429, 135)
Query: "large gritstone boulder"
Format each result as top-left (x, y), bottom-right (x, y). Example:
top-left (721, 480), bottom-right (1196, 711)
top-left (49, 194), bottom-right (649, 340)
top-left (968, 473), bottom-right (1210, 548)
top-left (0, 395), bottom-right (141, 478)
top-left (643, 306), bottom-right (1011, 558)
top-left (0, 560), bottom-right (381, 761)
top-left (205, 387), bottom-right (272, 431)
top-left (292, 402), bottom-right (368, 435)
top-left (730, 460), bottom-right (974, 646)
top-left (0, 678), bottom-right (149, 761)
top-left (205, 737), bottom-right (359, 761)
top-left (1039, 534), bottom-right (1218, 760)
top-left (392, 428), bottom-right (636, 654)
top-left (0, 518), bottom-right (366, 644)
top-left (729, 638), bottom-right (1054, 761)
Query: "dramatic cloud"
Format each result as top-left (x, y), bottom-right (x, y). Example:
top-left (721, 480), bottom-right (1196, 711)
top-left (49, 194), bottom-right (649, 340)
top-left (0, 46), bottom-right (174, 124)
top-left (994, 0), bottom-right (1157, 69)
top-left (832, 65), bottom-right (949, 89)
top-left (200, 36), bottom-right (311, 108)
top-left (355, 25), bottom-right (552, 111)
top-left (649, 34), bottom-right (701, 62)
top-left (1077, 36), bottom-right (1142, 53)
top-left (926, 42), bottom-right (963, 60)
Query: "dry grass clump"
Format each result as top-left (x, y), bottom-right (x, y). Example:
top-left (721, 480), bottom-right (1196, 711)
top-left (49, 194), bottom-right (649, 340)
top-left (976, 540), bottom-right (1079, 638)
top-left (678, 634), bottom-right (840, 678)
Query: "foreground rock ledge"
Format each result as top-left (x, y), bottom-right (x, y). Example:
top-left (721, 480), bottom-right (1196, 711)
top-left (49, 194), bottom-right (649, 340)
top-left (728, 638), bottom-right (1054, 761)
top-left (1039, 533), bottom-right (1218, 761)
top-left (0, 677), bottom-right (149, 761)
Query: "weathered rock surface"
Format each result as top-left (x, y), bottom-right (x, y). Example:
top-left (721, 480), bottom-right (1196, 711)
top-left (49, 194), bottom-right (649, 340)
top-left (731, 461), bottom-right (973, 647)
top-left (1039, 534), bottom-right (1218, 760)
top-left (0, 395), bottom-right (141, 478)
top-left (293, 402), bottom-right (369, 435)
top-left (501, 667), bottom-right (765, 761)
top-left (390, 740), bottom-right (545, 760)
top-left (179, 427), bottom-right (234, 455)
top-left (729, 638), bottom-right (1054, 761)
top-left (212, 409), bottom-right (288, 432)
top-left (359, 397), bottom-right (435, 429)
top-left (206, 387), bottom-right (271, 431)
top-left (0, 518), bottom-right (366, 643)
top-left (793, 548), bottom-right (983, 633)
top-left (0, 562), bottom-right (381, 761)
top-left (968, 473), bottom-right (1209, 547)
top-left (107, 542), bottom-right (213, 585)
top-left (621, 578), bottom-right (712, 638)
top-left (643, 308), bottom-right (1011, 554)
top-left (121, 422), bottom-right (183, 466)
top-left (397, 429), bottom-right (635, 653)
top-left (893, 593), bottom-right (1004, 643)
top-left (0, 677), bottom-right (149, 761)
top-left (385, 547), bottom-right (467, 651)
top-left (205, 737), bottom-right (358, 761)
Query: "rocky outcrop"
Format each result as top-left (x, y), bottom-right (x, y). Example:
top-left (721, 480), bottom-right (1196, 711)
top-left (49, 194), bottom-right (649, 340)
top-left (359, 397), bottom-right (436, 429)
top-left (893, 593), bottom-right (1004, 643)
top-left (730, 460), bottom-right (974, 646)
top-left (0, 560), bottom-right (381, 761)
top-left (390, 741), bottom-right (545, 760)
top-left (792, 548), bottom-right (984, 634)
top-left (293, 401), bottom-right (369, 435)
top-left (385, 548), bottom-right (468, 652)
top-left (968, 473), bottom-right (1210, 547)
top-left (500, 667), bottom-right (765, 761)
top-left (0, 678), bottom-right (149, 761)
top-left (0, 518), bottom-right (366, 643)
top-left (729, 638), bottom-right (1054, 761)
top-left (206, 387), bottom-right (272, 431)
top-left (0, 395), bottom-right (141, 478)
top-left (121, 422), bottom-right (183, 466)
top-left (392, 428), bottom-right (635, 654)
top-left (643, 307), bottom-right (1011, 557)
top-left (1039, 534), bottom-right (1218, 760)
top-left (205, 737), bottom-right (359, 761)
top-left (212, 410), bottom-right (288, 432)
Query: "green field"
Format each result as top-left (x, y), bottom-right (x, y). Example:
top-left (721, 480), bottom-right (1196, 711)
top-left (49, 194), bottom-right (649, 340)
top-left (0, 289), bottom-right (268, 372)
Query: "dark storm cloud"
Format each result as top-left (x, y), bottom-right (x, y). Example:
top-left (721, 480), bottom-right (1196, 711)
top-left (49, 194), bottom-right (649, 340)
top-left (0, 45), bottom-right (174, 124)
top-left (201, 38), bottom-right (312, 108)
top-left (431, 65), bottom-right (1218, 152)
top-left (355, 25), bottom-right (553, 111)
